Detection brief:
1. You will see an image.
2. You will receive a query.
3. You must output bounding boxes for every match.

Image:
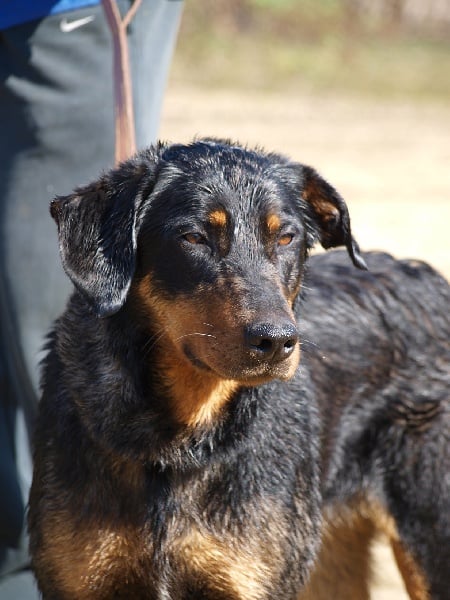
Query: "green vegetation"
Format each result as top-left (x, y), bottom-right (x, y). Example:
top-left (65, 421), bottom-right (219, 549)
top-left (171, 0), bottom-right (450, 99)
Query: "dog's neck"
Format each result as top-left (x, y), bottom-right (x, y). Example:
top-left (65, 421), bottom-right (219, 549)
top-left (151, 339), bottom-right (240, 429)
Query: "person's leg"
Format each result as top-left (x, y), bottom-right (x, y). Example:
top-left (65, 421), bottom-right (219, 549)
top-left (0, 0), bottom-right (183, 394)
top-left (0, 569), bottom-right (39, 600)
top-left (0, 1), bottom-right (183, 592)
top-left (0, 6), bottom-right (116, 398)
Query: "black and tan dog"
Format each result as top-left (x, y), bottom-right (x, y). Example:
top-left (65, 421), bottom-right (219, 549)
top-left (29, 140), bottom-right (449, 599)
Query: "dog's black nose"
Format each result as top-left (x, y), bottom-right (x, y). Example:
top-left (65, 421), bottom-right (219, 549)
top-left (245, 321), bottom-right (299, 361)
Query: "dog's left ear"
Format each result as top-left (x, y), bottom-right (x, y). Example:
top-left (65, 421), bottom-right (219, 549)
top-left (50, 153), bottom-right (160, 317)
top-left (299, 166), bottom-right (367, 270)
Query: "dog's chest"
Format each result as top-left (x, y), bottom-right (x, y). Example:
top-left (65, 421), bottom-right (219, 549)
top-left (166, 524), bottom-right (278, 599)
top-left (74, 514), bottom-right (282, 599)
top-left (75, 477), bottom-right (301, 599)
top-left (151, 477), bottom-right (289, 599)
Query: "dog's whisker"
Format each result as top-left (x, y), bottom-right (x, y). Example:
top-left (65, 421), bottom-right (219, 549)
top-left (299, 337), bottom-right (319, 349)
top-left (174, 332), bottom-right (217, 342)
top-left (142, 329), bottom-right (168, 356)
top-left (143, 329), bottom-right (166, 348)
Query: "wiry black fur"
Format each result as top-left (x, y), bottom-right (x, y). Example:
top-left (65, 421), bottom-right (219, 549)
top-left (302, 252), bottom-right (449, 593)
top-left (29, 140), bottom-right (449, 599)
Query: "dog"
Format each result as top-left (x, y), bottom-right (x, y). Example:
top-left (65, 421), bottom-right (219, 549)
top-left (28, 140), bottom-right (449, 599)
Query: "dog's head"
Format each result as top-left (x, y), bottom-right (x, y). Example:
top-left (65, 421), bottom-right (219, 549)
top-left (51, 140), bottom-right (366, 391)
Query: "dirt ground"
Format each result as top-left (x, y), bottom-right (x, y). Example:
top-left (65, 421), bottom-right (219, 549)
top-left (160, 85), bottom-right (450, 599)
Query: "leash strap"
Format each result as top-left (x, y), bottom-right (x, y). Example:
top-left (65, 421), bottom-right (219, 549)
top-left (101, 0), bottom-right (142, 165)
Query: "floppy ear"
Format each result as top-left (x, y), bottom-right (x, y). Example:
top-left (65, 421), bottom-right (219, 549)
top-left (50, 154), bottom-right (160, 317)
top-left (300, 166), bottom-right (367, 270)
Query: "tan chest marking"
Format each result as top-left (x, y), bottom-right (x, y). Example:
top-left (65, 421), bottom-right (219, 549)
top-left (174, 529), bottom-right (273, 600)
top-left (42, 517), bottom-right (149, 597)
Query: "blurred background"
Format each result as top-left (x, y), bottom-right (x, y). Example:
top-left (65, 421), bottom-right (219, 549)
top-left (160, 2), bottom-right (450, 599)
top-left (160, 0), bottom-right (450, 289)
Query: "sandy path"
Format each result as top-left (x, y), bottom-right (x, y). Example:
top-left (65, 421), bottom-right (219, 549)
top-left (160, 85), bottom-right (450, 599)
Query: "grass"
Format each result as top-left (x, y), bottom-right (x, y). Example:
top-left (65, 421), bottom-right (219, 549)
top-left (170, 0), bottom-right (450, 100)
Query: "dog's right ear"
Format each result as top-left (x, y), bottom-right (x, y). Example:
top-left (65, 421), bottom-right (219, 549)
top-left (298, 166), bottom-right (368, 270)
top-left (50, 151), bottom-right (161, 318)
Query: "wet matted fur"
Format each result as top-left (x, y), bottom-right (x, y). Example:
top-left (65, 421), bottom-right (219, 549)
top-left (29, 140), bottom-right (450, 599)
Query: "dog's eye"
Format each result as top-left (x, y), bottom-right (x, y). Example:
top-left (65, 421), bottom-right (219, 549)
top-left (183, 232), bottom-right (206, 245)
top-left (278, 233), bottom-right (294, 246)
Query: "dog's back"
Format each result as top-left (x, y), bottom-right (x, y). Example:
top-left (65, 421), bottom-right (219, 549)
top-left (299, 251), bottom-right (449, 599)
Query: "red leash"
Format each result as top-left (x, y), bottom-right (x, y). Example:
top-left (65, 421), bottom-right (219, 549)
top-left (102, 0), bottom-right (142, 165)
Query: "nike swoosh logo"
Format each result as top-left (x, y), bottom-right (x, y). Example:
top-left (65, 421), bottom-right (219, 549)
top-left (60, 15), bottom-right (95, 33)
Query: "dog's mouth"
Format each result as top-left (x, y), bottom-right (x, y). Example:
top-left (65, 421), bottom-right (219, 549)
top-left (183, 346), bottom-right (213, 372)
top-left (182, 329), bottom-right (301, 385)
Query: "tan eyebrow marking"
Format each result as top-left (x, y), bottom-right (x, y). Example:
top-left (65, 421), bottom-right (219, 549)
top-left (266, 213), bottom-right (281, 234)
top-left (208, 209), bottom-right (228, 228)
